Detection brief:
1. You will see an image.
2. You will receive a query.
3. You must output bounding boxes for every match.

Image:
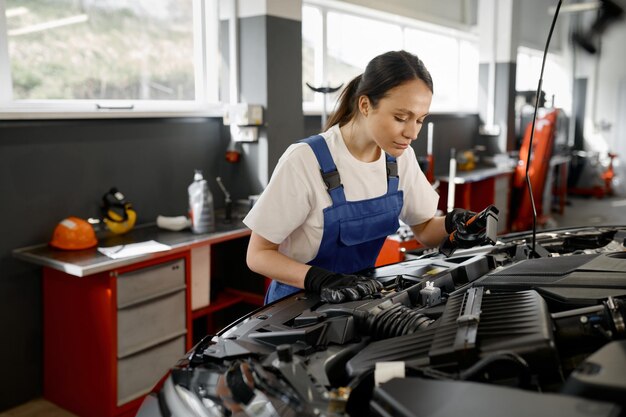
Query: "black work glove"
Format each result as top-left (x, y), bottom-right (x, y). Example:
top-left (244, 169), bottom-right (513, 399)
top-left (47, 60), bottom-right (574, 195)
top-left (304, 266), bottom-right (383, 303)
top-left (443, 208), bottom-right (486, 250)
top-left (444, 208), bottom-right (476, 234)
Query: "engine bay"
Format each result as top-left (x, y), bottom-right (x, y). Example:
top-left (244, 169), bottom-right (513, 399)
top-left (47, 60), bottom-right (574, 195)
top-left (144, 226), bottom-right (626, 417)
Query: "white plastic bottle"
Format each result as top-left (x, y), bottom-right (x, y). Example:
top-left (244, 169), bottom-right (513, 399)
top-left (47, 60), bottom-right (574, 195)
top-left (188, 170), bottom-right (215, 234)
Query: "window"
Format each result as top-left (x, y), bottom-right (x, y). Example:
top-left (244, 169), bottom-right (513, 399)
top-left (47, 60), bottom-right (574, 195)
top-left (516, 47), bottom-right (571, 111)
top-left (302, 1), bottom-right (479, 113)
top-left (302, 5), bottom-right (322, 104)
top-left (326, 12), bottom-right (402, 87)
top-left (405, 28), bottom-right (459, 110)
top-left (0, 0), bottom-right (220, 118)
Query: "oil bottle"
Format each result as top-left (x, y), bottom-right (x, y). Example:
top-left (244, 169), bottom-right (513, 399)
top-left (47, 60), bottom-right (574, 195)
top-left (188, 170), bottom-right (215, 234)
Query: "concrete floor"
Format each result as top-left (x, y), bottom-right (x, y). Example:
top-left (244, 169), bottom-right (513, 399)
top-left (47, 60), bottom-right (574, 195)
top-left (0, 399), bottom-right (76, 417)
top-left (552, 195), bottom-right (626, 228)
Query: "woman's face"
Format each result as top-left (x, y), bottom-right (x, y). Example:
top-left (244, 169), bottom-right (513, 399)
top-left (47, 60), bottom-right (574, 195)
top-left (359, 78), bottom-right (432, 158)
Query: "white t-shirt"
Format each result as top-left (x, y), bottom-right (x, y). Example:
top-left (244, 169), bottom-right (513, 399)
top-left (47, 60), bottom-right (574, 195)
top-left (243, 124), bottom-right (439, 264)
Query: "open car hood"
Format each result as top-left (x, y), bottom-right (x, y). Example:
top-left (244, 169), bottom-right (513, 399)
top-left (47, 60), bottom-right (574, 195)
top-left (138, 226), bottom-right (626, 417)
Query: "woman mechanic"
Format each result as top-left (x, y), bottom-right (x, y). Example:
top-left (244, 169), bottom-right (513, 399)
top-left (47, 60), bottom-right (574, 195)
top-left (244, 50), bottom-right (481, 304)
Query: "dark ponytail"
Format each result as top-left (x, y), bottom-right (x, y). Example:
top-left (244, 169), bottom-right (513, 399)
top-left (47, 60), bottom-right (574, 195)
top-left (324, 50), bottom-right (433, 131)
top-left (325, 74), bottom-right (362, 130)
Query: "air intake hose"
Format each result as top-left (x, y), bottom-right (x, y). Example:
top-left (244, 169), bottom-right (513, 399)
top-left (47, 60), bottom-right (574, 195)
top-left (361, 302), bottom-right (434, 340)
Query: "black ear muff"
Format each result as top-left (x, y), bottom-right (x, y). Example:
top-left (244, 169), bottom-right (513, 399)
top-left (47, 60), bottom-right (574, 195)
top-left (100, 187), bottom-right (137, 235)
top-left (101, 187), bottom-right (129, 222)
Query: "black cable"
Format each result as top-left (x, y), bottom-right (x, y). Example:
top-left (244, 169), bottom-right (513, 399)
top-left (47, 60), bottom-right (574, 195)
top-left (526, 0), bottom-right (562, 258)
top-left (405, 364), bottom-right (455, 381)
top-left (406, 351), bottom-right (532, 388)
top-left (458, 351), bottom-right (532, 388)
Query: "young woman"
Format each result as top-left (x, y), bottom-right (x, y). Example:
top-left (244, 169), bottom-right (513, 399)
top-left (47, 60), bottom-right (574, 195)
top-left (244, 50), bottom-right (474, 304)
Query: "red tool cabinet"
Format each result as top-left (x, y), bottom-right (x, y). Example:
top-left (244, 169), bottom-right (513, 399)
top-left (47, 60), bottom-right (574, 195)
top-left (43, 252), bottom-right (191, 417)
top-left (15, 226), bottom-right (266, 417)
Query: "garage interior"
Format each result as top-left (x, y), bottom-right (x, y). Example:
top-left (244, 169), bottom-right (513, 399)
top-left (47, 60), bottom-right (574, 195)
top-left (1, 0), bottom-right (625, 415)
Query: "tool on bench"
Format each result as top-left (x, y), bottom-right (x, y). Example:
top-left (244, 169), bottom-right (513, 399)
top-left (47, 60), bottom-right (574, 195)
top-left (216, 177), bottom-right (232, 223)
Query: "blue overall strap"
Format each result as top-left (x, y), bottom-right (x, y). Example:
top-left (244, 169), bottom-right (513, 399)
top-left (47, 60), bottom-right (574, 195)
top-left (301, 135), bottom-right (347, 205)
top-left (386, 153), bottom-right (399, 194)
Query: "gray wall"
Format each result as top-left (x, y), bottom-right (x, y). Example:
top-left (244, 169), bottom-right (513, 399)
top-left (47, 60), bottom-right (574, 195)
top-left (0, 117), bottom-right (261, 409)
top-left (220, 14), bottom-right (303, 189)
top-left (518, 0), bottom-right (564, 52)
top-left (265, 15), bottom-right (304, 176)
top-left (0, 11), bottom-right (303, 411)
top-left (238, 14), bottom-right (304, 186)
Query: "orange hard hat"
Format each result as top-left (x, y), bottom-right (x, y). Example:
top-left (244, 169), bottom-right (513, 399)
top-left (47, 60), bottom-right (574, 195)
top-left (50, 217), bottom-right (98, 250)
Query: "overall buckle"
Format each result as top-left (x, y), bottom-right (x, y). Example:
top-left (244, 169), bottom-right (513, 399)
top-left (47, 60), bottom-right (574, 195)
top-left (322, 170), bottom-right (342, 191)
top-left (386, 161), bottom-right (398, 178)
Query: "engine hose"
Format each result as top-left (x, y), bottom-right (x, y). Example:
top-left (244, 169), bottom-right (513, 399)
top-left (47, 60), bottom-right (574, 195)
top-left (364, 303), bottom-right (434, 340)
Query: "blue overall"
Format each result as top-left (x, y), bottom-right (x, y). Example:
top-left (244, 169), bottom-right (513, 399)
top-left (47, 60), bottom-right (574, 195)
top-left (264, 135), bottom-right (404, 304)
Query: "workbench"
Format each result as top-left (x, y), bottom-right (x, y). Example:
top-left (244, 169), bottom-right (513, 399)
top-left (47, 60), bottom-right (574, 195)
top-left (437, 165), bottom-right (514, 234)
top-left (377, 166), bottom-right (515, 266)
top-left (13, 221), bottom-right (264, 417)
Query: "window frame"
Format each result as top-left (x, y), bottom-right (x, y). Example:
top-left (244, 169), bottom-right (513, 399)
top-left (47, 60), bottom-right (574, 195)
top-left (0, 0), bottom-right (223, 119)
top-left (302, 0), bottom-right (479, 114)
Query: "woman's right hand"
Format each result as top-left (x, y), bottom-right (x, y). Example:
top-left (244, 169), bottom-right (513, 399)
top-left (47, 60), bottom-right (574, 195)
top-left (304, 266), bottom-right (383, 303)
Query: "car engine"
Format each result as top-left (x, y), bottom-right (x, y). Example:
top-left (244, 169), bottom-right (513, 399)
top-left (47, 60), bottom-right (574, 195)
top-left (138, 226), bottom-right (626, 417)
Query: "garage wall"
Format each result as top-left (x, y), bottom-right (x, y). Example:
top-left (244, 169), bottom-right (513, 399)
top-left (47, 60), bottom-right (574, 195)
top-left (587, 22), bottom-right (626, 154)
top-left (221, 13), bottom-right (304, 189)
top-left (0, 7), bottom-right (303, 411)
top-left (518, 0), bottom-right (564, 52)
top-left (0, 117), bottom-right (261, 409)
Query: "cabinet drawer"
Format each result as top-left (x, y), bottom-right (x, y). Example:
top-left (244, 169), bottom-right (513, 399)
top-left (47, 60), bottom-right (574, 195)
top-left (117, 258), bottom-right (185, 309)
top-left (117, 290), bottom-right (186, 358)
top-left (117, 335), bottom-right (185, 406)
